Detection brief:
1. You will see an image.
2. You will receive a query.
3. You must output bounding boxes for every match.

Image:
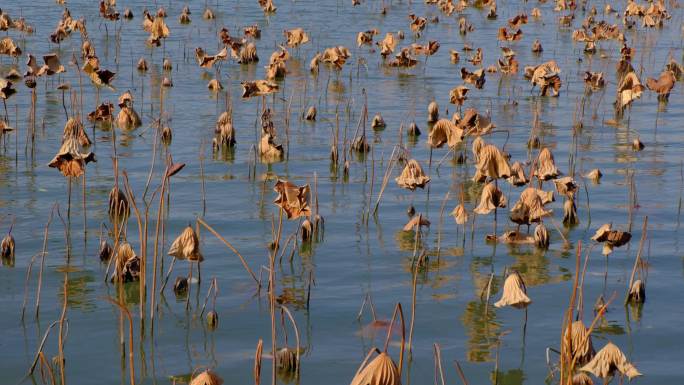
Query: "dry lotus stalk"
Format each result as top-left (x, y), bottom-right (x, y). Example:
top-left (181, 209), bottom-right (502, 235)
top-left (616, 71), bottom-right (644, 111)
top-left (427, 101), bottom-right (439, 123)
top-left (526, 60), bottom-right (561, 96)
top-left (274, 180), bottom-right (311, 219)
top-left (428, 119), bottom-right (464, 148)
top-left (395, 159), bottom-right (430, 190)
top-left (451, 204), bottom-right (468, 225)
top-left (507, 161), bottom-right (528, 186)
top-left (213, 111), bottom-right (236, 149)
top-left (190, 370), bottom-right (224, 385)
top-left (534, 148), bottom-right (560, 181)
top-left (285, 28), bottom-right (309, 48)
top-left (584, 71), bottom-right (605, 90)
top-left (473, 144), bottom-right (511, 181)
top-left (378, 33), bottom-right (397, 58)
top-left (474, 182), bottom-right (506, 215)
top-left (565, 320), bottom-right (595, 365)
top-left (168, 225), bottom-right (203, 262)
top-left (403, 214), bottom-right (430, 232)
top-left (449, 85), bottom-right (469, 106)
top-left (580, 342), bottom-right (641, 380)
top-left (494, 272), bottom-right (531, 308)
top-left (241, 80), bottom-right (278, 98)
top-left (509, 187), bottom-right (552, 225)
top-left (628, 279), bottom-right (645, 303)
top-left (534, 223), bottom-right (549, 248)
top-left (461, 68), bottom-right (485, 89)
top-left (646, 70), bottom-right (676, 99)
top-left (585, 168), bottom-right (602, 183)
top-left (357, 29), bottom-right (378, 47)
top-left (349, 351), bottom-right (401, 385)
top-left (48, 137), bottom-right (96, 177)
top-left (321, 46), bottom-right (351, 69)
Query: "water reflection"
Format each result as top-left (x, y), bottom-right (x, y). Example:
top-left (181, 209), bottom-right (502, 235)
top-left (461, 300), bottom-right (501, 363)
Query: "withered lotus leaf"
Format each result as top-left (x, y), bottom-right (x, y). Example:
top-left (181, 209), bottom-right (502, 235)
top-left (531, 39), bottom-right (543, 53)
top-left (508, 13), bottom-right (528, 28)
top-left (304, 106), bottom-right (317, 121)
top-left (48, 136), bottom-right (96, 178)
top-left (62, 117), bottom-right (91, 147)
top-left (409, 14), bottom-right (427, 34)
top-left (117, 106), bottom-right (142, 129)
top-left (322, 46), bottom-right (351, 69)
top-left (553, 176), bottom-right (578, 199)
top-left (507, 161), bottom-right (528, 186)
top-left (244, 24), bottom-right (261, 38)
top-left (458, 108), bottom-right (494, 136)
top-left (628, 279), bottom-right (645, 303)
top-left (495, 272), bottom-right (531, 308)
top-left (239, 42), bottom-right (259, 64)
top-left (169, 225), bottom-right (203, 262)
top-left (487, 230), bottom-right (535, 245)
top-left (259, 0), bottom-right (277, 13)
top-left (112, 242), bottom-right (140, 283)
top-left (1, 234), bottom-right (15, 259)
top-left (449, 85), bottom-right (469, 106)
top-left (449, 49), bottom-right (460, 63)
top-left (388, 48), bottom-right (418, 68)
top-left (585, 168), bottom-right (602, 183)
top-left (260, 133), bottom-right (284, 161)
top-left (497, 27), bottom-right (522, 41)
top-left (428, 119), bottom-right (464, 148)
top-left (646, 70), bottom-right (676, 98)
top-left (509, 187), bottom-right (552, 225)
top-left (371, 114), bottom-right (386, 129)
top-left (580, 342), bottom-right (641, 379)
top-left (36, 54), bottom-right (65, 76)
top-left (403, 214), bottom-right (430, 231)
top-left (0, 37), bottom-right (21, 57)
top-left (273, 179), bottom-right (311, 219)
top-left (461, 67), bottom-right (485, 89)
top-left (572, 373), bottom-right (593, 385)
top-left (565, 320), bottom-right (595, 365)
top-left (563, 198), bottom-right (579, 225)
top-left (395, 159), bottom-right (430, 190)
top-left (378, 33), bottom-right (397, 58)
top-left (285, 28), bottom-right (309, 48)
top-left (527, 60), bottom-right (561, 96)
top-left (190, 370), bottom-right (224, 385)
top-left (357, 29), bottom-right (378, 47)
top-left (534, 224), bottom-right (549, 248)
top-left (410, 40), bottom-right (440, 56)
top-left (474, 182), bottom-right (507, 215)
top-left (203, 8), bottom-right (215, 20)
top-left (534, 148), bottom-right (560, 181)
top-left (427, 101), bottom-right (439, 123)
top-left (207, 78), bottom-right (223, 91)
top-left (198, 47), bottom-right (228, 69)
top-left (0, 78), bottom-right (17, 100)
top-left (349, 351), bottom-right (401, 385)
top-left (616, 71), bottom-right (644, 110)
top-left (241, 80), bottom-right (278, 98)
top-left (473, 144), bottom-right (511, 181)
top-left (584, 71), bottom-right (605, 90)
top-left (451, 204), bottom-right (468, 225)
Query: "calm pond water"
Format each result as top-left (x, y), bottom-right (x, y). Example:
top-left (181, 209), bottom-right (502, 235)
top-left (1, 0), bottom-right (683, 384)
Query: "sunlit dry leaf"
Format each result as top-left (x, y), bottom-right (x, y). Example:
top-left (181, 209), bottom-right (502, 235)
top-left (403, 213), bottom-right (430, 231)
top-left (473, 144), bottom-right (511, 181)
top-left (169, 225), bottom-right (203, 262)
top-left (395, 159), bottom-right (430, 190)
top-left (428, 119), bottom-right (464, 148)
top-left (273, 180), bottom-right (311, 219)
top-left (565, 320), bottom-right (595, 365)
top-left (0, 37), bottom-right (21, 57)
top-left (285, 28), bottom-right (310, 48)
top-left (241, 79), bottom-right (278, 98)
top-left (474, 182), bottom-right (506, 215)
top-left (451, 203), bottom-right (468, 225)
top-left (507, 161), bottom-right (528, 186)
top-left (580, 342), bottom-right (641, 379)
top-left (494, 272), bottom-right (531, 308)
top-left (534, 148), bottom-right (560, 181)
top-left (349, 351), bottom-right (401, 385)
top-left (190, 370), bottom-right (223, 385)
top-left (461, 67), bottom-right (485, 89)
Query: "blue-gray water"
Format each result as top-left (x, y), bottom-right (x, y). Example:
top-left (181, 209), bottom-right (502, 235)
top-left (1, 1), bottom-right (683, 384)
